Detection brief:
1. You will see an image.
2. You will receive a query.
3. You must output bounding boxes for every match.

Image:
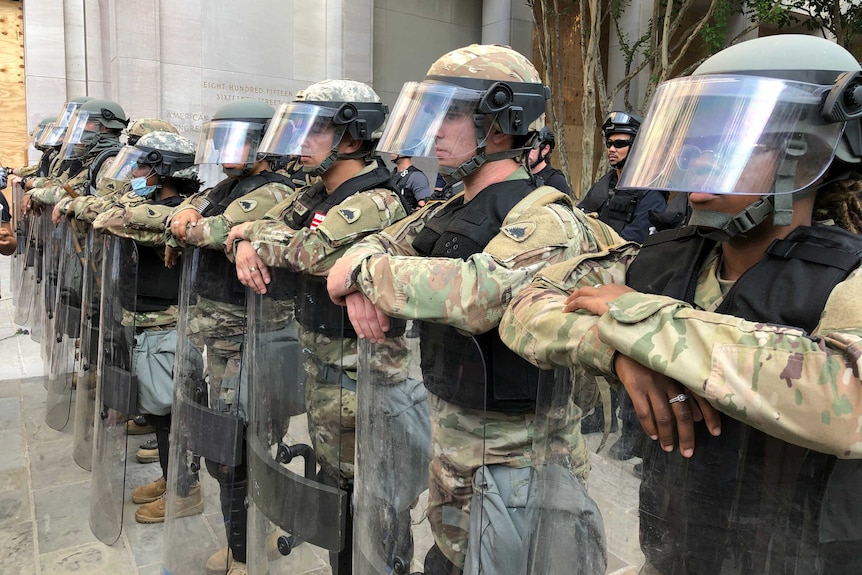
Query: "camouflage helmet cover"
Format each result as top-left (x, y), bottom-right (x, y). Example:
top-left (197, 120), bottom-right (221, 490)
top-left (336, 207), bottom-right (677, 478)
top-left (135, 131), bottom-right (198, 180)
top-left (302, 79), bottom-right (381, 104)
top-left (125, 118), bottom-right (179, 140)
top-left (427, 43), bottom-right (542, 84)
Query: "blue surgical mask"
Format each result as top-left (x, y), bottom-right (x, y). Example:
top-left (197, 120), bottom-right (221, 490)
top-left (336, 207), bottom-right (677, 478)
top-left (130, 176), bottom-right (161, 197)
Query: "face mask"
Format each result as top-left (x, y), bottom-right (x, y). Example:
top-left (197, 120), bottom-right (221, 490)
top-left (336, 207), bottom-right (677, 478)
top-left (130, 176), bottom-right (161, 197)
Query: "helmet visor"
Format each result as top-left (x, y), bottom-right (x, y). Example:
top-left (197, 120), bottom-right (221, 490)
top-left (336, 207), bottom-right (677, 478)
top-left (55, 101), bottom-right (83, 129)
top-left (58, 110), bottom-right (100, 160)
top-left (37, 123), bottom-right (65, 148)
top-left (618, 75), bottom-right (844, 195)
top-left (258, 103), bottom-right (337, 157)
top-left (195, 120), bottom-right (263, 165)
top-left (376, 81), bottom-right (493, 160)
top-left (100, 145), bottom-right (150, 182)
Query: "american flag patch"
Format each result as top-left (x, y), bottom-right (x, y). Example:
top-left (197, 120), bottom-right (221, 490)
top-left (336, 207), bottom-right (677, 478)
top-left (309, 212), bottom-right (326, 230)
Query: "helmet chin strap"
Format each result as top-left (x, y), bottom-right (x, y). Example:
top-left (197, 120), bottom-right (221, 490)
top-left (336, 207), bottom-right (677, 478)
top-left (302, 125), bottom-right (371, 177)
top-left (441, 127), bottom-right (537, 185)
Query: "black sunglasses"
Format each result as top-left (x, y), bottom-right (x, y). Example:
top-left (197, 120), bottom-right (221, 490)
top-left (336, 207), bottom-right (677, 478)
top-left (605, 139), bottom-right (633, 149)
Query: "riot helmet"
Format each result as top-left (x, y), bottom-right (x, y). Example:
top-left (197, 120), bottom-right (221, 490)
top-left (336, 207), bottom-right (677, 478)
top-left (617, 34), bottom-right (862, 241)
top-left (196, 99), bottom-right (274, 177)
top-left (377, 44), bottom-right (550, 185)
top-left (124, 118), bottom-right (179, 146)
top-left (37, 97), bottom-right (93, 149)
top-left (259, 79), bottom-right (387, 176)
top-left (531, 125), bottom-right (556, 168)
top-left (601, 111), bottom-right (642, 138)
top-left (105, 131), bottom-right (198, 199)
top-left (58, 99), bottom-right (128, 159)
top-left (32, 117), bottom-right (57, 151)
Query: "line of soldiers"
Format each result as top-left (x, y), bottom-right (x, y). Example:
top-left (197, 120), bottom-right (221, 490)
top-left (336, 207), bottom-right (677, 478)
top-left (7, 34), bottom-right (862, 575)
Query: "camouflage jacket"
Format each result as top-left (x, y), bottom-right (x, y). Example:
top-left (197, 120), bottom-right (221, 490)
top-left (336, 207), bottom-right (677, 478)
top-left (337, 168), bottom-right (623, 334)
top-left (244, 161), bottom-right (409, 276)
top-left (499, 232), bottom-right (862, 458)
top-left (167, 177), bottom-right (294, 250)
top-left (93, 191), bottom-right (176, 247)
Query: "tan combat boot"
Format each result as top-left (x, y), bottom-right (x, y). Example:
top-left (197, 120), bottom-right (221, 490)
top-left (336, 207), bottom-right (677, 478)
top-left (205, 548), bottom-right (233, 575)
top-left (131, 476), bottom-right (166, 504)
top-left (135, 485), bottom-right (203, 524)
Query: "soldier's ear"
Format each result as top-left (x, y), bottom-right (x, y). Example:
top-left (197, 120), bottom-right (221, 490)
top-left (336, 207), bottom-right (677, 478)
top-left (339, 134), bottom-right (362, 155)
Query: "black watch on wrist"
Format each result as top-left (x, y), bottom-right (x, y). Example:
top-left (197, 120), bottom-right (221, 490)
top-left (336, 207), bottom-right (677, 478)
top-left (20, 177), bottom-right (30, 189)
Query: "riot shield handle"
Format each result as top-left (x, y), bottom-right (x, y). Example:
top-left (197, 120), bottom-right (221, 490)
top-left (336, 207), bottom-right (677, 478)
top-left (275, 442), bottom-right (317, 479)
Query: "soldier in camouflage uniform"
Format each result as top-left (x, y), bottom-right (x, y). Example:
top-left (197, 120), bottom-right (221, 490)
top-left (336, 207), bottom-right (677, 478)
top-left (26, 99), bottom-right (128, 213)
top-left (225, 79), bottom-right (411, 573)
top-left (62, 118), bottom-right (180, 223)
top-left (162, 99), bottom-right (294, 575)
top-left (500, 35), bottom-right (862, 575)
top-left (92, 131), bottom-right (203, 524)
top-left (327, 45), bottom-right (619, 573)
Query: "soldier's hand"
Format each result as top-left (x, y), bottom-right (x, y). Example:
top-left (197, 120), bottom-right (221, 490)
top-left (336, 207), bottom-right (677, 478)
top-left (51, 203), bottom-right (66, 226)
top-left (164, 245), bottom-right (180, 268)
top-left (326, 254), bottom-right (360, 305)
top-left (20, 193), bottom-right (32, 216)
top-left (344, 291), bottom-right (390, 343)
top-left (225, 221), bottom-right (253, 253)
top-left (614, 354), bottom-right (721, 458)
top-left (168, 209), bottom-right (202, 241)
top-left (235, 240), bottom-right (271, 294)
top-left (564, 283), bottom-right (635, 316)
top-left (0, 226), bottom-right (15, 255)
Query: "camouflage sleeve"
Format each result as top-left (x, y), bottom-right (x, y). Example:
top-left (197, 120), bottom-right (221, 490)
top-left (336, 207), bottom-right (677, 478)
top-left (593, 266), bottom-right (862, 458)
top-left (93, 198), bottom-right (172, 246)
top-left (13, 164), bottom-right (39, 178)
top-left (353, 192), bottom-right (609, 334)
top-left (183, 182), bottom-right (293, 250)
top-left (56, 196), bottom-right (76, 215)
top-left (76, 195), bottom-right (118, 224)
top-left (249, 188), bottom-right (409, 276)
top-left (30, 181), bottom-right (70, 205)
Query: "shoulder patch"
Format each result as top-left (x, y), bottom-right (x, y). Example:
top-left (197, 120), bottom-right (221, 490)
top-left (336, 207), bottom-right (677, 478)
top-left (501, 222), bottom-right (536, 242)
top-left (337, 207), bottom-right (361, 224)
top-left (146, 207), bottom-right (160, 219)
top-left (238, 199), bottom-right (258, 212)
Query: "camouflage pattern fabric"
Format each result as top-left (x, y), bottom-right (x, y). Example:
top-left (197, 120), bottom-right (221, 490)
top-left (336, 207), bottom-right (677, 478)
top-left (93, 193), bottom-right (175, 246)
top-left (499, 239), bottom-right (862, 458)
top-left (427, 43), bottom-right (542, 84)
top-left (245, 162), bottom-right (409, 275)
top-left (167, 179), bottom-right (293, 250)
top-left (335, 169), bottom-right (621, 568)
top-left (124, 118), bottom-right (178, 140)
top-left (301, 78), bottom-right (381, 103)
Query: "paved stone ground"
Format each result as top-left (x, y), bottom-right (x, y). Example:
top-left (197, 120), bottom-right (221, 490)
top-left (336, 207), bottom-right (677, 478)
top-left (0, 253), bottom-right (644, 575)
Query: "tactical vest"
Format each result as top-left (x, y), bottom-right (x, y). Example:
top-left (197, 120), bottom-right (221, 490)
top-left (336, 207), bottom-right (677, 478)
top-left (627, 224), bottom-right (862, 569)
top-left (87, 146), bottom-right (121, 195)
top-left (195, 171), bottom-right (293, 306)
top-left (36, 149), bottom-right (56, 178)
top-left (129, 196), bottom-right (185, 313)
top-left (390, 164), bottom-right (423, 210)
top-left (413, 178), bottom-right (544, 413)
top-left (579, 170), bottom-right (642, 234)
top-left (290, 165), bottom-right (406, 339)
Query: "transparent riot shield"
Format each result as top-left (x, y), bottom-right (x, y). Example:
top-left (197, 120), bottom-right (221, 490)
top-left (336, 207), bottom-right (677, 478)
top-left (89, 236), bottom-right (138, 544)
top-left (358, 321), bottom-right (540, 575)
top-left (353, 320), bottom-right (432, 575)
top-left (45, 217), bottom-right (84, 430)
top-left (29, 212), bottom-right (47, 343)
top-left (523, 367), bottom-right (607, 575)
top-left (580, 380), bottom-right (862, 575)
top-left (73, 230), bottom-right (104, 471)
top-left (246, 272), bottom-right (352, 575)
top-left (163, 247), bottom-right (246, 575)
top-left (13, 212), bottom-right (39, 327)
top-left (38, 210), bottom-right (62, 353)
top-left (10, 181), bottom-right (25, 302)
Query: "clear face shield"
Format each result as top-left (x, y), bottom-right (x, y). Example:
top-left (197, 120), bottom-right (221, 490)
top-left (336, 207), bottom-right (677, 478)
top-left (194, 120), bottom-right (263, 166)
top-left (617, 75), bottom-right (844, 197)
top-left (100, 145), bottom-right (151, 183)
top-left (258, 103), bottom-right (341, 158)
top-left (58, 110), bottom-right (101, 160)
top-left (37, 122), bottom-right (66, 149)
top-left (55, 101), bottom-right (83, 131)
top-left (376, 81), bottom-right (496, 171)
